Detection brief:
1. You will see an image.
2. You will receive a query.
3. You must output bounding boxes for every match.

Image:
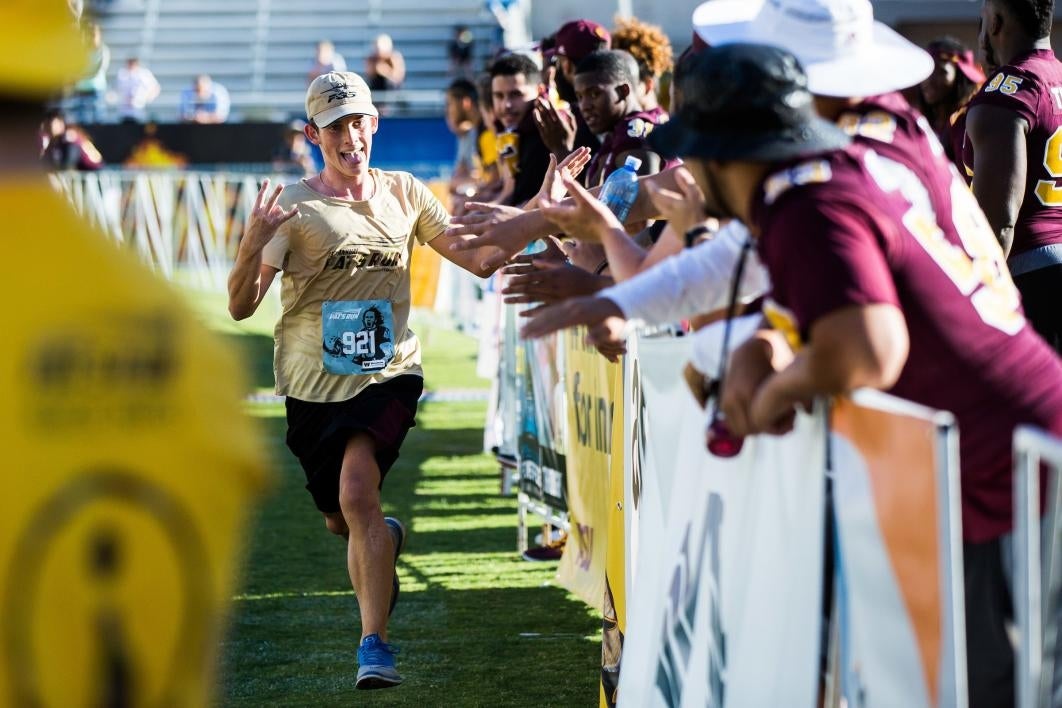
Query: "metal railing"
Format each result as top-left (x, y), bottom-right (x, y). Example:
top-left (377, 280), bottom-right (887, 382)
top-left (53, 170), bottom-right (272, 290)
top-left (1014, 425), bottom-right (1062, 708)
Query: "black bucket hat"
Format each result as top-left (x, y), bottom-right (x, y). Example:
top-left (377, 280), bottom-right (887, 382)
top-left (649, 43), bottom-right (850, 162)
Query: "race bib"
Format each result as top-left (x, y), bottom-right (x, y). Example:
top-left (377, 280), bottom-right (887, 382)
top-left (322, 300), bottom-right (396, 375)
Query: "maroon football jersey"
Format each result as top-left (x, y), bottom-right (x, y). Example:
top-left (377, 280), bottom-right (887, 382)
top-left (585, 109), bottom-right (679, 187)
top-left (752, 141), bottom-right (1062, 542)
top-left (963, 49), bottom-right (1062, 256)
top-left (836, 92), bottom-right (958, 191)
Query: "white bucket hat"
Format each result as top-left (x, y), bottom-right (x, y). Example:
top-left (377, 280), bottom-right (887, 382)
top-left (692, 0), bottom-right (934, 97)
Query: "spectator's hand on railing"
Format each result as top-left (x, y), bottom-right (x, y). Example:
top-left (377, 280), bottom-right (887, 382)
top-left (587, 316), bottom-right (629, 362)
top-left (593, 338), bottom-right (627, 363)
top-left (644, 165), bottom-right (710, 239)
top-left (243, 180), bottom-right (297, 252)
top-left (529, 147), bottom-right (592, 211)
top-left (517, 295), bottom-right (624, 340)
top-left (540, 172), bottom-right (624, 243)
top-left (720, 330), bottom-right (797, 437)
top-left (532, 96), bottom-right (577, 157)
top-left (683, 362), bottom-right (713, 410)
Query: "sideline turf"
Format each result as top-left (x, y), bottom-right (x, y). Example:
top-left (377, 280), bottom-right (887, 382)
top-left (211, 306), bottom-right (602, 706)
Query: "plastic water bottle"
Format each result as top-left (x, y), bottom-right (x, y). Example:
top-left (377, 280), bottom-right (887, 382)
top-left (599, 155), bottom-right (642, 222)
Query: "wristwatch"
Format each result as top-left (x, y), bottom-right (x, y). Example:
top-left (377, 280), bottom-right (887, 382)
top-left (684, 224), bottom-right (711, 249)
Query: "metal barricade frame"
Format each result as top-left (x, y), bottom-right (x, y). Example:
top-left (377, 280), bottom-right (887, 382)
top-left (1013, 425), bottom-right (1062, 708)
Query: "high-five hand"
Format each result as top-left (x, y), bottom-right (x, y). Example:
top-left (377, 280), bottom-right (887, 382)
top-left (530, 146), bottom-right (592, 210)
top-left (518, 296), bottom-right (624, 340)
top-left (540, 172), bottom-right (624, 244)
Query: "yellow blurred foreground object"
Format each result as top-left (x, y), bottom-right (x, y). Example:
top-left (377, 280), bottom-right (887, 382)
top-left (0, 182), bottom-right (268, 707)
top-left (0, 0), bottom-right (89, 97)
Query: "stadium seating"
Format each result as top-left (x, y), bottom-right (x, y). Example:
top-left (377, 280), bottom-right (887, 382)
top-left (93, 0), bottom-right (500, 121)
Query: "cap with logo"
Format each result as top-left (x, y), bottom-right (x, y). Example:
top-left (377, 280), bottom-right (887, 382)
top-left (691, 0), bottom-right (933, 98)
top-left (306, 72), bottom-right (379, 128)
top-left (927, 40), bottom-right (987, 84)
top-left (648, 43), bottom-right (850, 162)
top-left (548, 19), bottom-right (611, 64)
top-left (2, 0), bottom-right (89, 96)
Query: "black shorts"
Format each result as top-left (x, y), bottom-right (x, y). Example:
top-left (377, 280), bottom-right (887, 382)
top-left (284, 375), bottom-right (423, 514)
top-left (1015, 264), bottom-right (1062, 355)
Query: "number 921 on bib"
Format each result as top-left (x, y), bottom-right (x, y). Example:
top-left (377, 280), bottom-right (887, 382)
top-left (322, 299), bottom-right (396, 375)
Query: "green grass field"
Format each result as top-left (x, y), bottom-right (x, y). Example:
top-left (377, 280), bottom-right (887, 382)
top-left (193, 290), bottom-right (602, 706)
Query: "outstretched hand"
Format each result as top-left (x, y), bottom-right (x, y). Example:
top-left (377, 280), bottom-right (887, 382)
top-left (540, 171), bottom-right (624, 244)
top-left (644, 166), bottom-right (709, 238)
top-left (243, 179), bottom-right (298, 252)
top-left (502, 261), bottom-right (605, 305)
top-left (530, 146), bottom-right (592, 210)
top-left (518, 295), bottom-right (624, 340)
top-left (504, 238), bottom-right (569, 275)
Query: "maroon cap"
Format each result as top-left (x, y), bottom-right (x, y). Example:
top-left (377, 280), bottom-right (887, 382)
top-left (928, 43), bottom-right (986, 84)
top-left (549, 19), bottom-right (611, 64)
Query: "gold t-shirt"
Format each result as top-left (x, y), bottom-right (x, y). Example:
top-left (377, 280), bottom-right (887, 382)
top-left (262, 170), bottom-right (450, 403)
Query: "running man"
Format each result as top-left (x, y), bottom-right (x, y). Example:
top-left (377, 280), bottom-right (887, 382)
top-left (227, 71), bottom-right (500, 689)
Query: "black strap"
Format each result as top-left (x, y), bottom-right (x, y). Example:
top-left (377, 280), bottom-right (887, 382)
top-left (714, 235), bottom-right (754, 395)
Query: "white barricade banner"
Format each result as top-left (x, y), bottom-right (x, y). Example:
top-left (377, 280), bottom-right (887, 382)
top-left (624, 335), bottom-right (692, 593)
top-left (619, 335), bottom-right (825, 707)
top-left (831, 392), bottom-right (965, 708)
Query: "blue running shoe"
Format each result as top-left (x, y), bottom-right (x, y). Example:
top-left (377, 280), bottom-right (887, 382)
top-left (356, 633), bottom-right (402, 689)
top-left (384, 517), bottom-right (406, 616)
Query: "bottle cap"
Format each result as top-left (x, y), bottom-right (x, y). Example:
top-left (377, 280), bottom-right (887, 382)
top-left (623, 156), bottom-right (642, 171)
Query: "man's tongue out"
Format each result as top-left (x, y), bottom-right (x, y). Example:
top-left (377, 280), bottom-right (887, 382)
top-left (341, 150), bottom-right (363, 168)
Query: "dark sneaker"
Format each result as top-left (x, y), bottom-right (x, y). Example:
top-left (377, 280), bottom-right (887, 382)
top-left (384, 517), bottom-right (406, 616)
top-left (356, 633), bottom-right (402, 689)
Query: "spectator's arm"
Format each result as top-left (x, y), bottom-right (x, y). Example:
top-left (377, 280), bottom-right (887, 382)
top-left (445, 166), bottom-right (683, 269)
top-left (601, 223), bottom-right (769, 322)
top-left (742, 304), bottom-right (908, 434)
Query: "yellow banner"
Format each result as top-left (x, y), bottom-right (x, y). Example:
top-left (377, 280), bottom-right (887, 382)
top-left (0, 185), bottom-right (266, 708)
top-left (601, 364), bottom-right (626, 708)
top-left (409, 180), bottom-right (451, 309)
top-left (557, 329), bottom-right (616, 611)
